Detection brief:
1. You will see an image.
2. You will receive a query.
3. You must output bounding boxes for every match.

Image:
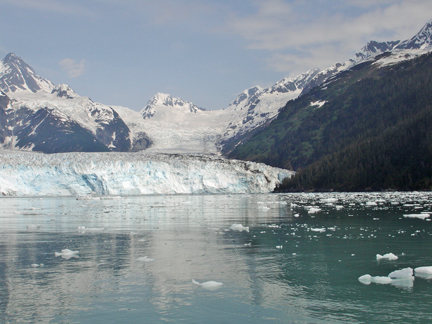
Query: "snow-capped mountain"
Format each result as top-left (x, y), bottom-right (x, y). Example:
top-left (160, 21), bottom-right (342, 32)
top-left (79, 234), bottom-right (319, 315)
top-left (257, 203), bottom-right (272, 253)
top-left (141, 93), bottom-right (204, 120)
top-left (1, 19), bottom-right (432, 156)
top-left (0, 53), bottom-right (54, 93)
top-left (300, 20), bottom-right (432, 97)
top-left (0, 53), bottom-right (145, 152)
top-left (219, 68), bottom-right (321, 153)
top-left (396, 19), bottom-right (432, 50)
top-left (114, 69), bottom-right (321, 155)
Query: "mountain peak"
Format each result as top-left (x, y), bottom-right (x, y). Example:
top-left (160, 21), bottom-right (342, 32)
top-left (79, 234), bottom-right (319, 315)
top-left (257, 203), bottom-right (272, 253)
top-left (396, 19), bottom-right (432, 50)
top-left (51, 83), bottom-right (79, 99)
top-left (141, 93), bottom-right (204, 120)
top-left (353, 40), bottom-right (401, 62)
top-left (0, 52), bottom-right (54, 94)
top-left (4, 52), bottom-right (19, 63)
top-left (269, 68), bottom-right (321, 94)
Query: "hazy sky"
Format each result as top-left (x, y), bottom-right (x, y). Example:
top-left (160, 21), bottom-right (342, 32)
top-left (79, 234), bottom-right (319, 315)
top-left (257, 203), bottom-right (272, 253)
top-left (0, 0), bottom-right (431, 111)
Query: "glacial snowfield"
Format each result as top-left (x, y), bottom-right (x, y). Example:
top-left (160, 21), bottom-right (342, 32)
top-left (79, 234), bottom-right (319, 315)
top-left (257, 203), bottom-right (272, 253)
top-left (0, 151), bottom-right (293, 196)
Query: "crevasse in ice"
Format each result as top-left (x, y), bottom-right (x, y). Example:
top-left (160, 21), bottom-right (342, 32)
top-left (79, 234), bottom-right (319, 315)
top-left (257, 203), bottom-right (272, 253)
top-left (0, 151), bottom-right (293, 196)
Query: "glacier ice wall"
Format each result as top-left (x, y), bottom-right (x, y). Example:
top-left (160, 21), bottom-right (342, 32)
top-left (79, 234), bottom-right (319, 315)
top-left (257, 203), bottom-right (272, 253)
top-left (0, 151), bottom-right (293, 196)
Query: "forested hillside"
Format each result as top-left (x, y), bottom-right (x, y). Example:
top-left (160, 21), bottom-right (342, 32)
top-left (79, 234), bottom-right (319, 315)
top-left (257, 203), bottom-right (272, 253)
top-left (229, 52), bottom-right (432, 191)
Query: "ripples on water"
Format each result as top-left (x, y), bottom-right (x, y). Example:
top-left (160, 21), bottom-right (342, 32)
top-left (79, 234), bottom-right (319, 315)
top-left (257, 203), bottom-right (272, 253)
top-left (1, 192), bottom-right (432, 323)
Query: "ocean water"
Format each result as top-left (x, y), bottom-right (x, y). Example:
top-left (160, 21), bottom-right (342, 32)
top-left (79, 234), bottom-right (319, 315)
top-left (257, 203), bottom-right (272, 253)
top-left (1, 192), bottom-right (432, 323)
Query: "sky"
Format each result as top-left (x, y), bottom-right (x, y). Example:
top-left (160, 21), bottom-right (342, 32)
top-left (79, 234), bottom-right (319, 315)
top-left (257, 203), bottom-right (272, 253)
top-left (0, 0), bottom-right (431, 111)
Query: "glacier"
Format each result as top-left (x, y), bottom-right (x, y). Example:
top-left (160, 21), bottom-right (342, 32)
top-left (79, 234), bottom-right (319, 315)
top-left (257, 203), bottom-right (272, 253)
top-left (0, 151), bottom-right (293, 196)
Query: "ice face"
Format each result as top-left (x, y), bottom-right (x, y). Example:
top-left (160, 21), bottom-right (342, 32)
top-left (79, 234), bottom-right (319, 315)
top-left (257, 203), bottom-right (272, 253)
top-left (0, 151), bottom-right (293, 196)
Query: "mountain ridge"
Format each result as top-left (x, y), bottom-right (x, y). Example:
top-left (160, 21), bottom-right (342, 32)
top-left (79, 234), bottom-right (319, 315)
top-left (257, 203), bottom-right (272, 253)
top-left (0, 19), bottom-right (432, 156)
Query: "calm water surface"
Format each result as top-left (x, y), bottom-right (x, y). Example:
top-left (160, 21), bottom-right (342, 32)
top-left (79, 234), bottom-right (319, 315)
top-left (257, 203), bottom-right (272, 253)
top-left (1, 192), bottom-right (432, 323)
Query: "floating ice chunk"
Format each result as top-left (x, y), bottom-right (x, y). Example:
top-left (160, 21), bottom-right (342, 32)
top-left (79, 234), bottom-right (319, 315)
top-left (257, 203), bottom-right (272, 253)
top-left (388, 267), bottom-right (413, 279)
top-left (136, 256), bottom-right (155, 262)
top-left (310, 228), bottom-right (326, 233)
top-left (26, 224), bottom-right (41, 231)
top-left (192, 279), bottom-right (223, 291)
top-left (372, 276), bottom-right (393, 285)
top-left (55, 249), bottom-right (79, 259)
top-left (391, 277), bottom-right (414, 289)
top-left (76, 194), bottom-right (101, 200)
top-left (77, 226), bottom-right (104, 232)
top-left (308, 208), bottom-right (321, 214)
top-left (403, 213), bottom-right (430, 220)
top-left (358, 274), bottom-right (372, 285)
top-left (320, 198), bottom-right (338, 203)
top-left (366, 201), bottom-right (377, 206)
top-left (276, 245), bottom-right (283, 249)
top-left (414, 266), bottom-right (432, 279)
top-left (358, 274), bottom-right (392, 285)
top-left (229, 224), bottom-right (249, 232)
top-left (376, 253), bottom-right (398, 261)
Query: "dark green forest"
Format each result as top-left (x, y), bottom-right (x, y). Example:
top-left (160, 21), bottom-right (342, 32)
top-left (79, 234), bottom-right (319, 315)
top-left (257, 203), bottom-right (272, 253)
top-left (229, 52), bottom-right (432, 191)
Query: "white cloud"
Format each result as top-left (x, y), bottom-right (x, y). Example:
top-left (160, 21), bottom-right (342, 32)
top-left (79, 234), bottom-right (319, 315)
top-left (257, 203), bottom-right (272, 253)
top-left (0, 0), bottom-right (93, 15)
top-left (224, 0), bottom-right (432, 74)
top-left (59, 58), bottom-right (86, 78)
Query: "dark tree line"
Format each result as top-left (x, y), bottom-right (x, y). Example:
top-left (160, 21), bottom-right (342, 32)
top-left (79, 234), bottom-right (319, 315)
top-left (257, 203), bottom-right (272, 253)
top-left (230, 52), bottom-right (432, 191)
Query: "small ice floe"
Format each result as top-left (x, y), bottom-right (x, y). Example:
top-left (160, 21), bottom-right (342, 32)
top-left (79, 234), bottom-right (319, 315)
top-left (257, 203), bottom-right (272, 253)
top-left (31, 263), bottom-right (44, 268)
top-left (229, 224), bottom-right (249, 232)
top-left (136, 256), bottom-right (155, 262)
top-left (372, 276), bottom-right (393, 285)
top-left (366, 201), bottom-right (377, 206)
top-left (244, 242), bottom-right (252, 247)
top-left (414, 266), bottom-right (432, 279)
top-left (55, 249), bottom-right (79, 259)
top-left (388, 267), bottom-right (413, 279)
top-left (77, 226), bottom-right (104, 232)
top-left (358, 274), bottom-right (392, 285)
top-left (359, 268), bottom-right (414, 287)
top-left (276, 245), bottom-right (283, 249)
top-left (192, 279), bottom-right (223, 291)
top-left (320, 198), bottom-right (338, 203)
top-left (76, 194), bottom-right (100, 200)
top-left (268, 224), bottom-right (280, 228)
top-left (307, 208), bottom-right (321, 214)
top-left (101, 196), bottom-right (123, 200)
top-left (403, 213), bottom-right (430, 220)
top-left (376, 253), bottom-right (398, 261)
top-left (310, 228), bottom-right (326, 233)
top-left (26, 224), bottom-right (41, 231)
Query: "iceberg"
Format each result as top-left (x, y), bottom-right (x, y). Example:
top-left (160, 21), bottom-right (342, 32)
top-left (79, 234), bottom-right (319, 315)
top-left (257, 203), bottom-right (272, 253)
top-left (376, 253), bottom-right (398, 261)
top-left (55, 249), bottom-right (79, 259)
top-left (414, 266), bottom-right (432, 279)
top-left (192, 279), bottom-right (223, 291)
top-left (229, 224), bottom-right (250, 232)
top-left (0, 151), bottom-right (293, 196)
top-left (388, 267), bottom-right (414, 279)
top-left (403, 213), bottom-right (430, 220)
top-left (136, 256), bottom-right (155, 262)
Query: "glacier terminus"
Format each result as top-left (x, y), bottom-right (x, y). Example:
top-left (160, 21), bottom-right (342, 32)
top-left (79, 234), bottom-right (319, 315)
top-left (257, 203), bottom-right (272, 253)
top-left (0, 151), bottom-right (293, 196)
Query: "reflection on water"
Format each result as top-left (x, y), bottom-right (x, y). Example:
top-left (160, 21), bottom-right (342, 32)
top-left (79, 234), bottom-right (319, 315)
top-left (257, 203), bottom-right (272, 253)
top-left (1, 192), bottom-right (432, 323)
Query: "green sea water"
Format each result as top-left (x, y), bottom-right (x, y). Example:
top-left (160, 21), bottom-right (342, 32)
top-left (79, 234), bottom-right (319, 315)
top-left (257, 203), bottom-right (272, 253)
top-left (1, 192), bottom-right (431, 323)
